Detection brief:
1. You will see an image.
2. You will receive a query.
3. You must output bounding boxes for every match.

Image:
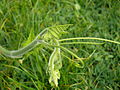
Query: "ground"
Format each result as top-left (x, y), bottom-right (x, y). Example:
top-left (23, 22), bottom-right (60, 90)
top-left (0, 0), bottom-right (120, 90)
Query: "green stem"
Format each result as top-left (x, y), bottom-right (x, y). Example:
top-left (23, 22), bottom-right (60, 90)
top-left (59, 37), bottom-right (120, 44)
top-left (0, 29), bottom-right (47, 58)
top-left (0, 46), bottom-right (10, 55)
top-left (60, 42), bottom-right (104, 45)
top-left (0, 40), bottom-right (44, 58)
top-left (42, 41), bottom-right (84, 68)
top-left (11, 40), bottom-right (43, 58)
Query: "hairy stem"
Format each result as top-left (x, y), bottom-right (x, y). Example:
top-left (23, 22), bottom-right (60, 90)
top-left (59, 37), bottom-right (120, 44)
top-left (60, 42), bottom-right (104, 45)
top-left (0, 29), bottom-right (47, 58)
top-left (0, 40), bottom-right (44, 58)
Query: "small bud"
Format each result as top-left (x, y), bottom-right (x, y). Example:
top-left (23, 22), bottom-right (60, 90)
top-left (18, 58), bottom-right (24, 64)
top-left (75, 4), bottom-right (80, 10)
top-left (18, 60), bottom-right (23, 64)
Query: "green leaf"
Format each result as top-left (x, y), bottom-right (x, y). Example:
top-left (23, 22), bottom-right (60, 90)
top-left (42, 24), bottom-right (72, 41)
top-left (22, 28), bottom-right (35, 46)
top-left (47, 40), bottom-right (62, 87)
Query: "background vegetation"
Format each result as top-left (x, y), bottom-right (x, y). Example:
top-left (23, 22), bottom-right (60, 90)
top-left (0, 0), bottom-right (120, 89)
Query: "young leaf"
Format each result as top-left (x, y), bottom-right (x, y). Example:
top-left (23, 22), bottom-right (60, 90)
top-left (47, 40), bottom-right (62, 87)
top-left (42, 24), bottom-right (72, 41)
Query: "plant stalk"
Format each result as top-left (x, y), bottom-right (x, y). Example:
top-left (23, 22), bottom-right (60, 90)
top-left (59, 37), bottom-right (120, 44)
top-left (0, 29), bottom-right (47, 58)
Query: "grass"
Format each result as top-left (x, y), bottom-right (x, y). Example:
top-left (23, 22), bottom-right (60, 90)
top-left (0, 0), bottom-right (120, 89)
